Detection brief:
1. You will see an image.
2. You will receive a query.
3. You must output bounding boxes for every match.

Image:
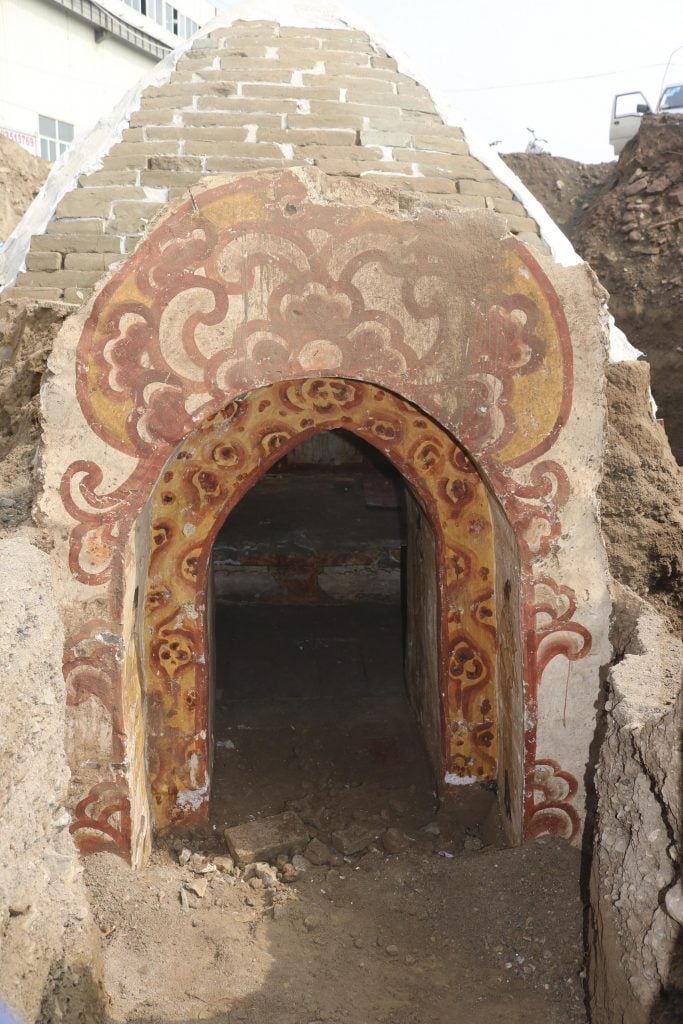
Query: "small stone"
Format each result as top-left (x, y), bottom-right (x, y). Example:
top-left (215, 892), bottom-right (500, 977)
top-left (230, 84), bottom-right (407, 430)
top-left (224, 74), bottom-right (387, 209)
top-left (8, 900), bottom-right (31, 916)
top-left (179, 888), bottom-right (190, 911)
top-left (257, 864), bottom-right (279, 889)
top-left (405, 954), bottom-right (416, 965)
top-left (189, 852), bottom-right (209, 873)
top-left (213, 856), bottom-right (235, 874)
top-left (292, 854), bottom-right (311, 873)
top-left (0, 496), bottom-right (16, 508)
top-left (353, 937), bottom-right (364, 949)
top-left (304, 838), bottom-right (334, 866)
top-left (280, 863), bottom-right (298, 883)
top-left (243, 861), bottom-right (267, 881)
top-left (303, 915), bottom-right (320, 932)
top-left (331, 824), bottom-right (379, 856)
top-left (275, 854), bottom-right (289, 869)
top-left (178, 848), bottom-right (191, 865)
top-left (386, 944), bottom-right (399, 957)
top-left (420, 821), bottom-right (440, 836)
top-left (382, 828), bottom-right (409, 854)
top-left (463, 835), bottom-right (483, 851)
top-left (248, 877), bottom-right (263, 890)
top-left (185, 878), bottom-right (208, 899)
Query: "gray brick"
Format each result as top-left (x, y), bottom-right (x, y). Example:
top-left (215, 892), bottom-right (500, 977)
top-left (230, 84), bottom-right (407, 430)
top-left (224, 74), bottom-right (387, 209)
top-left (296, 144), bottom-right (384, 164)
top-left (204, 156), bottom-right (288, 173)
top-left (26, 251), bottom-right (62, 272)
top-left (56, 186), bottom-right (145, 218)
top-left (148, 156), bottom-right (203, 172)
top-left (313, 158), bottom-right (391, 177)
top-left (287, 113), bottom-right (375, 131)
top-left (107, 201), bottom-right (165, 233)
top-left (18, 269), bottom-right (103, 289)
top-left (370, 56), bottom-right (399, 70)
top-left (129, 109), bottom-right (174, 128)
top-left (280, 27), bottom-right (369, 44)
top-left (360, 130), bottom-right (412, 148)
top-left (0, 287), bottom-right (64, 301)
top-left (362, 173), bottom-right (456, 193)
top-left (303, 66), bottom-right (397, 83)
top-left (412, 135), bottom-right (469, 157)
top-left (281, 47), bottom-right (369, 67)
top-left (458, 179), bottom-right (512, 199)
top-left (345, 82), bottom-right (398, 104)
top-left (492, 197), bottom-right (528, 217)
top-left (63, 252), bottom-right (118, 271)
top-left (196, 96), bottom-right (299, 114)
top-left (308, 101), bottom-right (404, 120)
top-left (261, 127), bottom-right (358, 147)
top-left (216, 48), bottom-right (270, 65)
top-left (206, 68), bottom-right (295, 84)
top-left (240, 84), bottom-right (341, 101)
top-left (99, 143), bottom-right (181, 170)
top-left (141, 171), bottom-right (204, 189)
top-left (143, 82), bottom-right (237, 101)
top-left (182, 110), bottom-right (282, 128)
top-left (184, 140), bottom-right (282, 158)
top-left (33, 233), bottom-right (121, 254)
top-left (79, 169), bottom-right (139, 187)
top-left (501, 214), bottom-right (539, 235)
top-left (397, 152), bottom-right (493, 180)
top-left (315, 48), bottom-right (374, 65)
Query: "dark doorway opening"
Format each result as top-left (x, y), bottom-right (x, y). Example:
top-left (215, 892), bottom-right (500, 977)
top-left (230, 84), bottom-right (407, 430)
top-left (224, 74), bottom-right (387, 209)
top-left (209, 429), bottom-right (438, 841)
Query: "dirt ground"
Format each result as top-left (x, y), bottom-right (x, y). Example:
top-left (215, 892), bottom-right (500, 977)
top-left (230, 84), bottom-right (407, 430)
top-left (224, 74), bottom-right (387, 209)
top-left (86, 837), bottom-right (586, 1024)
top-left (82, 599), bottom-right (587, 1024)
top-left (0, 135), bottom-right (48, 243)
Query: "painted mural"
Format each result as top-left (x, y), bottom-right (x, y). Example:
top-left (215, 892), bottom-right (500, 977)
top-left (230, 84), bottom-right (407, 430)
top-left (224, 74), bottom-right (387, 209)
top-left (56, 170), bottom-right (593, 860)
top-left (144, 379), bottom-right (496, 828)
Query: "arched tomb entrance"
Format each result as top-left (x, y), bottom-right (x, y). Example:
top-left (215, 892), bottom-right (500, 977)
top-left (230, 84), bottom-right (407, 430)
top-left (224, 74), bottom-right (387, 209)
top-left (142, 378), bottom-right (499, 831)
top-left (45, 168), bottom-right (602, 868)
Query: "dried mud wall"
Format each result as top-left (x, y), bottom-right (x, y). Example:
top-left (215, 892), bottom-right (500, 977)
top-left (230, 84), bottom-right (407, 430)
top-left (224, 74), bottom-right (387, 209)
top-left (589, 587), bottom-right (682, 1024)
top-left (0, 539), bottom-right (103, 1023)
top-left (599, 360), bottom-right (682, 631)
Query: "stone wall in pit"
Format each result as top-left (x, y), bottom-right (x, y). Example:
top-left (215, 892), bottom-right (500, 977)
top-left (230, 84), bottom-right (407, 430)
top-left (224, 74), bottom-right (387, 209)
top-left (589, 585), bottom-right (682, 1024)
top-left (0, 539), bottom-right (104, 1023)
top-left (3, 19), bottom-right (539, 306)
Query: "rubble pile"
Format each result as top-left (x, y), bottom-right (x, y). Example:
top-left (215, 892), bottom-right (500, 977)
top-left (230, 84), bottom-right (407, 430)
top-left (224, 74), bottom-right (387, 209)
top-left (501, 152), bottom-right (611, 234)
top-left (506, 116), bottom-right (683, 461)
top-left (574, 116), bottom-right (683, 458)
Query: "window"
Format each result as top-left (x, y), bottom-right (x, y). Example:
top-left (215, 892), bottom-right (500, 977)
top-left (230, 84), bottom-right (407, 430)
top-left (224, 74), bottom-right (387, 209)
top-left (124, 0), bottom-right (197, 38)
top-left (38, 115), bottom-right (74, 162)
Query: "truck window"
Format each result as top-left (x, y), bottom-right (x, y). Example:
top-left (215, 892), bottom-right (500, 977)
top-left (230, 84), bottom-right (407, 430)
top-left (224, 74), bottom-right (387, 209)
top-left (614, 92), bottom-right (649, 118)
top-left (659, 85), bottom-right (683, 110)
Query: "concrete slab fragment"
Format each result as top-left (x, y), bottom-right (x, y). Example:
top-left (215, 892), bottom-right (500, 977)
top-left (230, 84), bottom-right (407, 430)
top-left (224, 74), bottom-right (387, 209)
top-left (224, 812), bottom-right (309, 865)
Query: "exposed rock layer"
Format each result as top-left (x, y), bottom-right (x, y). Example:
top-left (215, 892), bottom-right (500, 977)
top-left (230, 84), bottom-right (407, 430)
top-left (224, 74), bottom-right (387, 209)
top-left (589, 586), bottom-right (682, 1024)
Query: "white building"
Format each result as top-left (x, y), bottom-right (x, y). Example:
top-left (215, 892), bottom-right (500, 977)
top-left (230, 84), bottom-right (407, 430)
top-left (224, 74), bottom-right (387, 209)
top-left (0, 0), bottom-right (217, 160)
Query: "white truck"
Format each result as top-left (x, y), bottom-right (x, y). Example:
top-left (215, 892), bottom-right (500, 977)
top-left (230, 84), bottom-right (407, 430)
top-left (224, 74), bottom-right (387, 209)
top-left (609, 83), bottom-right (683, 156)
